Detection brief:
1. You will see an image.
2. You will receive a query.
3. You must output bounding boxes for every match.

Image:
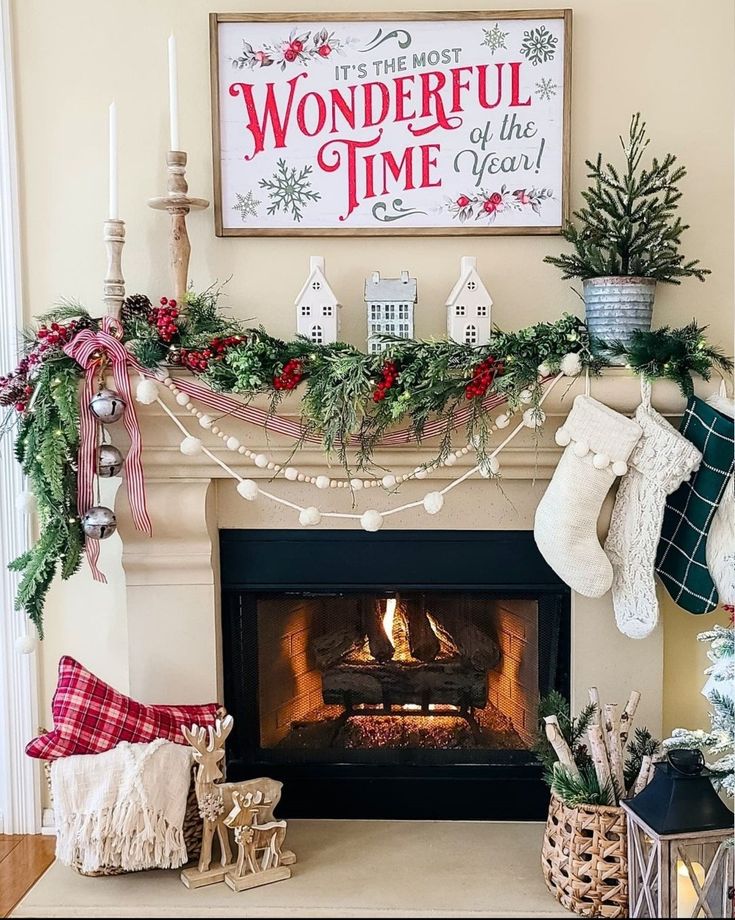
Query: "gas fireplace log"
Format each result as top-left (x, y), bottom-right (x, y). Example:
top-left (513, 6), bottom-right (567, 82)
top-left (321, 660), bottom-right (487, 708)
top-left (362, 598), bottom-right (394, 662)
top-left (312, 627), bottom-right (363, 670)
top-left (449, 621), bottom-right (501, 671)
top-left (403, 595), bottom-right (441, 663)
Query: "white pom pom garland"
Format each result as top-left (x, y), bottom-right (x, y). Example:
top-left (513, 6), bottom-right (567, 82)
top-left (180, 436), bottom-right (203, 455)
top-left (284, 467), bottom-right (299, 481)
top-left (236, 479), bottom-right (259, 501)
top-left (254, 453), bottom-right (269, 469)
top-left (15, 633), bottom-right (37, 655)
top-left (299, 506), bottom-right (321, 527)
top-left (175, 390), bottom-right (189, 407)
top-left (136, 378), bottom-right (160, 405)
top-left (537, 362), bottom-right (551, 378)
top-left (15, 490), bottom-right (36, 515)
top-left (496, 413), bottom-right (510, 429)
top-left (523, 407), bottom-right (546, 429)
top-left (198, 414), bottom-right (214, 429)
top-left (560, 352), bottom-right (583, 377)
top-left (382, 474), bottom-right (396, 489)
top-left (360, 510), bottom-right (384, 532)
top-left (226, 437), bottom-right (240, 451)
top-left (519, 389), bottom-right (533, 404)
top-left (316, 475), bottom-right (331, 490)
top-left (350, 478), bottom-right (363, 491)
top-left (423, 491), bottom-right (444, 515)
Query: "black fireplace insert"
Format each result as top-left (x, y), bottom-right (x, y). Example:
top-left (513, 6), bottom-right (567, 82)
top-left (220, 529), bottom-right (570, 820)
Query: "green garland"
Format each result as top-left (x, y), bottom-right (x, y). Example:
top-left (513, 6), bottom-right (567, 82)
top-left (1, 290), bottom-right (731, 635)
top-left (605, 322), bottom-right (732, 396)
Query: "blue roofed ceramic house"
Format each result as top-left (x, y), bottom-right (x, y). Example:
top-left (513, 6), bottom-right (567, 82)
top-left (364, 270), bottom-right (417, 354)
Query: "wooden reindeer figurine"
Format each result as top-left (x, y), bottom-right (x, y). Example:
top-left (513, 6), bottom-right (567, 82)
top-left (180, 715), bottom-right (295, 889)
top-left (223, 789), bottom-right (291, 892)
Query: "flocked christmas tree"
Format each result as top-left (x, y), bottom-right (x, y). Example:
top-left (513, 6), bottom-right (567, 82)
top-left (545, 113), bottom-right (710, 283)
top-left (664, 621), bottom-right (735, 796)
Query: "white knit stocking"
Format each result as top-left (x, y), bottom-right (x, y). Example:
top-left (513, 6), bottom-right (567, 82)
top-left (534, 395), bottom-right (642, 598)
top-left (706, 391), bottom-right (735, 607)
top-left (604, 391), bottom-right (702, 639)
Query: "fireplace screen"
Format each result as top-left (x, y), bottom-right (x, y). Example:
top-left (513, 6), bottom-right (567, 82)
top-left (256, 592), bottom-right (540, 757)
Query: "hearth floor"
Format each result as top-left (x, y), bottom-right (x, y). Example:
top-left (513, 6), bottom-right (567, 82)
top-left (13, 820), bottom-right (571, 918)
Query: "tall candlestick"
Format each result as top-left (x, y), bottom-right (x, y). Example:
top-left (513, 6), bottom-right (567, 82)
top-left (108, 102), bottom-right (118, 220)
top-left (168, 34), bottom-right (180, 151)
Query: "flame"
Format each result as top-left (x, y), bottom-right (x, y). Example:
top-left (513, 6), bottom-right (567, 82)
top-left (382, 597), bottom-right (397, 649)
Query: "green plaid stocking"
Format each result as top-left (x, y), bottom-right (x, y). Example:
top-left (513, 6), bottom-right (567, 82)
top-left (656, 396), bottom-right (735, 614)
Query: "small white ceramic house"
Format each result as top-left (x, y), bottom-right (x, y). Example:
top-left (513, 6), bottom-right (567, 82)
top-left (445, 256), bottom-right (493, 346)
top-left (364, 270), bottom-right (417, 354)
top-left (294, 256), bottom-right (340, 344)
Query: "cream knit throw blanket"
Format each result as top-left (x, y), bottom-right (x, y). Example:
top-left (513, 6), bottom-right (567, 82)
top-left (52, 739), bottom-right (192, 873)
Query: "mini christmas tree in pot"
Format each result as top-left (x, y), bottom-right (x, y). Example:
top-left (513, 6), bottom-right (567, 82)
top-left (545, 114), bottom-right (709, 361)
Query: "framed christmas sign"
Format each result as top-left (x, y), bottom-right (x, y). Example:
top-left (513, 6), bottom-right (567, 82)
top-left (210, 10), bottom-right (572, 236)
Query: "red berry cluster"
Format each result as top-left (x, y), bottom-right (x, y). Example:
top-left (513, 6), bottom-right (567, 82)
top-left (273, 359), bottom-right (303, 391)
top-left (464, 356), bottom-right (504, 400)
top-left (0, 320), bottom-right (81, 412)
top-left (373, 360), bottom-right (398, 402)
top-left (180, 335), bottom-right (244, 372)
top-left (149, 297), bottom-right (180, 343)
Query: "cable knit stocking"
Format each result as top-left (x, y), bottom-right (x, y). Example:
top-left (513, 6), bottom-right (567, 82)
top-left (604, 389), bottom-right (702, 639)
top-left (706, 392), bottom-right (735, 608)
top-left (534, 395), bottom-right (642, 598)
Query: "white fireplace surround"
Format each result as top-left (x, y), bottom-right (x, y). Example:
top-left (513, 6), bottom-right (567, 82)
top-left (107, 368), bottom-right (718, 738)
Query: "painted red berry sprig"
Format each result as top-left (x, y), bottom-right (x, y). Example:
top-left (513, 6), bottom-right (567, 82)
top-left (180, 335), bottom-right (244, 372)
top-left (372, 360), bottom-right (398, 402)
top-left (273, 358), bottom-right (303, 391)
top-left (465, 356), bottom-right (504, 400)
top-left (149, 297), bottom-right (180, 343)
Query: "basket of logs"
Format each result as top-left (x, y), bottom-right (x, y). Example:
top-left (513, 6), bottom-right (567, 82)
top-left (539, 688), bottom-right (657, 919)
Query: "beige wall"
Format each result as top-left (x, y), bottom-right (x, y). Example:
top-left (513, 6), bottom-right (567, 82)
top-left (10, 1), bottom-right (733, 735)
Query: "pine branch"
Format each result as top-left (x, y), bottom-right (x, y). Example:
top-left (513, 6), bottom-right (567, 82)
top-left (550, 762), bottom-right (616, 807)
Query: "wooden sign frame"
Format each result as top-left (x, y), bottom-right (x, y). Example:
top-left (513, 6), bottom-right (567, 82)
top-left (210, 10), bottom-right (572, 237)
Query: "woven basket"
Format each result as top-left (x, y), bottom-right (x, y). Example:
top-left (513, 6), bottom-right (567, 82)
top-left (542, 793), bottom-right (628, 918)
top-left (46, 764), bottom-right (202, 877)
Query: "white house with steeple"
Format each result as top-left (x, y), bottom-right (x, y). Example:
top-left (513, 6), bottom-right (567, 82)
top-left (294, 256), bottom-right (340, 344)
top-left (445, 256), bottom-right (493, 346)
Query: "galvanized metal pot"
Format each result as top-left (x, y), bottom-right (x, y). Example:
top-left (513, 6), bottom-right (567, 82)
top-left (583, 276), bottom-right (656, 364)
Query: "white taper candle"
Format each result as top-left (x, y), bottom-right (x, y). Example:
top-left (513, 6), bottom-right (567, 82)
top-left (108, 101), bottom-right (118, 219)
top-left (168, 34), bottom-right (180, 151)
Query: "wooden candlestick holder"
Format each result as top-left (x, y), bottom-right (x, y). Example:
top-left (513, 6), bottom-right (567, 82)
top-left (148, 151), bottom-right (209, 305)
top-left (103, 218), bottom-right (126, 318)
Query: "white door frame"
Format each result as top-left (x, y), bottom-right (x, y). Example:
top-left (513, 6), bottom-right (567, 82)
top-left (0, 0), bottom-right (41, 834)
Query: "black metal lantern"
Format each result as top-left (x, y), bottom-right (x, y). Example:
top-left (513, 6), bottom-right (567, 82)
top-left (622, 749), bottom-right (734, 918)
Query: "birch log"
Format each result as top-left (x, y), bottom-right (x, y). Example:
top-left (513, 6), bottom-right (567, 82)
top-left (588, 686), bottom-right (601, 722)
top-left (587, 722), bottom-right (614, 795)
top-left (619, 690), bottom-right (641, 747)
top-left (632, 754), bottom-right (654, 795)
top-left (604, 703), bottom-right (626, 795)
top-left (544, 716), bottom-right (580, 779)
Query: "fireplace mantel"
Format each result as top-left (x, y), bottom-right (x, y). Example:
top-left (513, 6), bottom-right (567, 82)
top-left (111, 369), bottom-right (719, 740)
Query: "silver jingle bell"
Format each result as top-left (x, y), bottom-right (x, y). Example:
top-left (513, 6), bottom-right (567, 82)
top-left (81, 505), bottom-right (117, 540)
top-left (89, 387), bottom-right (126, 423)
top-left (97, 444), bottom-right (124, 478)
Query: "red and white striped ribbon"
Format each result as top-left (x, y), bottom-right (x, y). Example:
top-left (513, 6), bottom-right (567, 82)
top-left (165, 374), bottom-right (549, 446)
top-left (64, 318), bottom-right (151, 581)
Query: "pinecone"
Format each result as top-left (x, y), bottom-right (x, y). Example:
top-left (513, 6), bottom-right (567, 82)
top-left (121, 294), bottom-right (152, 326)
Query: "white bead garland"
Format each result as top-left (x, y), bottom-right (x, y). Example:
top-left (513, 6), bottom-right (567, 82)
top-left (284, 467), bottom-right (299, 481)
top-left (496, 413), bottom-right (510, 429)
top-left (236, 479), bottom-right (259, 501)
top-left (136, 378), bottom-right (160, 405)
top-left (522, 407), bottom-right (546, 429)
top-left (316, 475), bottom-right (331, 490)
top-left (519, 389), bottom-right (533, 404)
top-left (382, 474), bottom-right (396, 489)
top-left (199, 414), bottom-right (214, 429)
top-left (174, 390), bottom-right (189, 407)
top-left (226, 436), bottom-right (240, 451)
top-left (254, 453), bottom-right (269, 469)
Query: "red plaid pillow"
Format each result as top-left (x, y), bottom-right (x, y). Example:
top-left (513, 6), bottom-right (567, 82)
top-left (27, 656), bottom-right (219, 760)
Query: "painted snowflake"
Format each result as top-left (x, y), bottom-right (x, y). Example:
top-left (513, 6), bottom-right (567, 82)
top-left (481, 23), bottom-right (509, 54)
top-left (232, 190), bottom-right (261, 221)
top-left (520, 26), bottom-right (558, 66)
top-left (535, 78), bottom-right (559, 101)
top-left (259, 159), bottom-right (321, 222)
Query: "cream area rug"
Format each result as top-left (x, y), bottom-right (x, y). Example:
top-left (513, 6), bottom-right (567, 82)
top-left (14, 820), bottom-right (571, 918)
